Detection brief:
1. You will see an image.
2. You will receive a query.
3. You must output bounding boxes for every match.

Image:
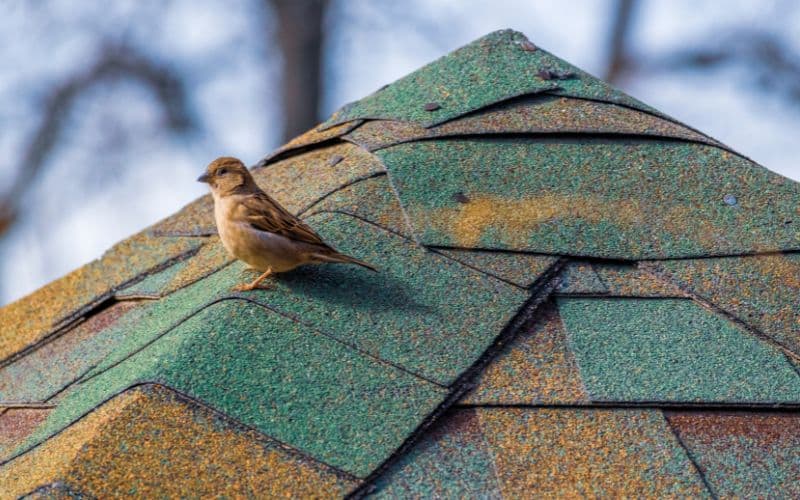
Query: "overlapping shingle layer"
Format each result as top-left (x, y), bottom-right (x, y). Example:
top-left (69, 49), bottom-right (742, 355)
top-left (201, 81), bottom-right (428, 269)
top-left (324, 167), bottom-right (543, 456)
top-left (2, 29), bottom-right (798, 497)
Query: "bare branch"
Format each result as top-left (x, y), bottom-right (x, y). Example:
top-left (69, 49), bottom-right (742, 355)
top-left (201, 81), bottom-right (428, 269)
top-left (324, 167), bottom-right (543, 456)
top-left (0, 45), bottom-right (194, 236)
top-left (641, 30), bottom-right (800, 103)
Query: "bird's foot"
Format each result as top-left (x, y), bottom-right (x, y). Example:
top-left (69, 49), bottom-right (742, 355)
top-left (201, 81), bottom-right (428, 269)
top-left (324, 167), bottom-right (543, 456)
top-left (231, 268), bottom-right (274, 292)
top-left (231, 282), bottom-right (272, 292)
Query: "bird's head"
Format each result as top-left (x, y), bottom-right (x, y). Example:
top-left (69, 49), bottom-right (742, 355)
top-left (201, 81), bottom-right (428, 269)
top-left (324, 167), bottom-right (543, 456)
top-left (198, 157), bottom-right (257, 196)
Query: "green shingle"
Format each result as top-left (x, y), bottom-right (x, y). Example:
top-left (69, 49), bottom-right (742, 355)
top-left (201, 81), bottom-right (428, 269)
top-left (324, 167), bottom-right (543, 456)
top-left (115, 260), bottom-right (187, 299)
top-left (558, 297), bottom-right (800, 403)
top-left (321, 30), bottom-right (658, 130)
top-left (20, 299), bottom-right (446, 478)
top-left (378, 138), bottom-right (800, 259)
top-left (434, 249), bottom-right (560, 289)
top-left (648, 254), bottom-right (800, 356)
top-left (304, 174), bottom-right (412, 236)
top-left (344, 95), bottom-right (715, 152)
top-left (244, 212), bottom-right (532, 386)
top-left (555, 261), bottom-right (608, 294)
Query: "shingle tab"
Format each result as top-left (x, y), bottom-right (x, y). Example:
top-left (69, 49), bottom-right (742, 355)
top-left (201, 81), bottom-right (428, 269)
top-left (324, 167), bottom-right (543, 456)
top-left (114, 260), bottom-right (186, 299)
top-left (321, 30), bottom-right (660, 129)
top-left (666, 412), bottom-right (800, 498)
top-left (259, 119), bottom-right (364, 165)
top-left (595, 263), bottom-right (688, 297)
top-left (559, 297), bottom-right (800, 403)
top-left (1, 385), bottom-right (360, 498)
top-left (247, 212), bottom-right (532, 385)
top-left (371, 409), bottom-right (501, 498)
top-left (479, 408), bottom-right (709, 497)
top-left (19, 300), bottom-right (446, 478)
top-left (435, 249), bottom-right (560, 288)
top-left (253, 141), bottom-right (386, 215)
top-left (0, 408), bottom-right (51, 462)
top-left (648, 254), bottom-right (800, 356)
top-left (462, 301), bottom-right (588, 404)
top-left (376, 407), bottom-right (708, 498)
top-left (0, 234), bottom-right (204, 362)
top-left (344, 95), bottom-right (717, 152)
top-left (0, 302), bottom-right (138, 403)
top-left (304, 174), bottom-right (412, 236)
top-left (378, 138), bottom-right (800, 259)
top-left (555, 261), bottom-right (608, 294)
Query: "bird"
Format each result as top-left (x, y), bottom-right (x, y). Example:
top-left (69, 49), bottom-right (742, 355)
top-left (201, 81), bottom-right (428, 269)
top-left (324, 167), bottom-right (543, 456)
top-left (197, 156), bottom-right (376, 291)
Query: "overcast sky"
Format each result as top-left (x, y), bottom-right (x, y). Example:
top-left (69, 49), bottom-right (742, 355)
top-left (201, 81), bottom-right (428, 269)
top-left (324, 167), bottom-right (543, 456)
top-left (1, 0), bottom-right (799, 304)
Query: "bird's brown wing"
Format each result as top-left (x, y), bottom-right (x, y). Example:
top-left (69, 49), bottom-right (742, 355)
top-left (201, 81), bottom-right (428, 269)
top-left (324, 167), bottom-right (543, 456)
top-left (240, 191), bottom-right (331, 248)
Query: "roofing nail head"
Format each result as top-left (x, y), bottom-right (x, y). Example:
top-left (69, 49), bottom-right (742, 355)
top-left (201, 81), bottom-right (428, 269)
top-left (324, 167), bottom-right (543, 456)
top-left (453, 191), bottom-right (471, 204)
top-left (520, 40), bottom-right (537, 52)
top-left (424, 102), bottom-right (441, 112)
top-left (723, 194), bottom-right (738, 206)
top-left (327, 155), bottom-right (344, 167)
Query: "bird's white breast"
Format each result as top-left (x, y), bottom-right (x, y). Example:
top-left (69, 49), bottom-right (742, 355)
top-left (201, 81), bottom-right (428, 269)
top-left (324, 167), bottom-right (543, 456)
top-left (213, 193), bottom-right (306, 272)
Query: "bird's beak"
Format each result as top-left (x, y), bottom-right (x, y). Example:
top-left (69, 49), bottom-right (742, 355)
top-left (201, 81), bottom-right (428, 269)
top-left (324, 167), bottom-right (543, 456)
top-left (197, 173), bottom-right (210, 183)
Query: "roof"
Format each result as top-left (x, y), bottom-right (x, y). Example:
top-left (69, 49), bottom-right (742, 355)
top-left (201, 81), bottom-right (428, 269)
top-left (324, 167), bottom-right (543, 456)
top-left (2, 29), bottom-right (799, 498)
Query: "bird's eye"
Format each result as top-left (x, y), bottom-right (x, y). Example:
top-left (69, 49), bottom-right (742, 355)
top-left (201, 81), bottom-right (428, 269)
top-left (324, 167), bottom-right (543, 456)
top-left (218, 168), bottom-right (228, 175)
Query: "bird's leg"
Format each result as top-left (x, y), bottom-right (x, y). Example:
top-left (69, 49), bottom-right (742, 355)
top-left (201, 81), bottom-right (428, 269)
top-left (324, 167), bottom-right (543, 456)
top-left (233, 268), bottom-right (273, 291)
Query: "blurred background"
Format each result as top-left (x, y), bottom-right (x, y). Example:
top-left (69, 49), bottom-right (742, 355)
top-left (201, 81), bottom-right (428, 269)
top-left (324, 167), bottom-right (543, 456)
top-left (1, 0), bottom-right (799, 304)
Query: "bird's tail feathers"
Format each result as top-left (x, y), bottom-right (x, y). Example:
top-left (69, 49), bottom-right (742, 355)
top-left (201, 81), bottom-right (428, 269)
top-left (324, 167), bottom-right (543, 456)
top-left (314, 251), bottom-right (378, 272)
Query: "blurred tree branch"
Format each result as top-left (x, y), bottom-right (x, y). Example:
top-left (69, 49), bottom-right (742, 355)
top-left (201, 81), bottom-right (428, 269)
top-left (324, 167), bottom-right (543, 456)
top-left (0, 45), bottom-right (193, 237)
top-left (270, 0), bottom-right (328, 141)
top-left (605, 0), bottom-right (638, 84)
top-left (648, 31), bottom-right (800, 103)
top-left (604, 0), bottom-right (800, 106)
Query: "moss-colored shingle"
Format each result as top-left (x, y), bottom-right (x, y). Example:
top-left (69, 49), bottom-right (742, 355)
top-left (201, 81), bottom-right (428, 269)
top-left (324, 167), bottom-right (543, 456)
top-left (378, 138), bottom-right (800, 259)
top-left (648, 254), bottom-right (800, 357)
top-left (322, 30), bottom-right (660, 129)
top-left (19, 300), bottom-right (446, 478)
top-left (559, 297), bottom-right (800, 403)
top-left (1, 385), bottom-right (360, 497)
top-left (345, 95), bottom-right (717, 152)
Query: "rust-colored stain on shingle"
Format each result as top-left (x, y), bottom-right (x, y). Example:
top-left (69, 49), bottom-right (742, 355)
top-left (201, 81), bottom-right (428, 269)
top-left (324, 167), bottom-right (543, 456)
top-left (0, 233), bottom-right (203, 363)
top-left (667, 412), bottom-right (800, 498)
top-left (478, 408), bottom-right (708, 498)
top-left (463, 301), bottom-right (589, 404)
top-left (0, 408), bottom-right (51, 461)
top-left (443, 193), bottom-right (643, 249)
top-left (0, 385), bottom-right (359, 498)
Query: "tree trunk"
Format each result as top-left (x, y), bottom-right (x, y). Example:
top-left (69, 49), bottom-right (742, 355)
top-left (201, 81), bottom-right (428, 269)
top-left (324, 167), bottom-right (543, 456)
top-left (271, 0), bottom-right (328, 142)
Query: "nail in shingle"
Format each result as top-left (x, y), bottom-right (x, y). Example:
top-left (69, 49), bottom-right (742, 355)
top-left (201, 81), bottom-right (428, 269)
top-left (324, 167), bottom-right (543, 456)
top-left (520, 40), bottom-right (537, 52)
top-left (328, 155), bottom-right (344, 167)
top-left (537, 69), bottom-right (554, 80)
top-left (723, 194), bottom-right (738, 206)
top-left (424, 102), bottom-right (441, 112)
top-left (453, 191), bottom-right (470, 204)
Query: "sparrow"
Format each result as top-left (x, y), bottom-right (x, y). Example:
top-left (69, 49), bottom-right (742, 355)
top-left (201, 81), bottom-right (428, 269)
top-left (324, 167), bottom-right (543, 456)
top-left (198, 157), bottom-right (376, 291)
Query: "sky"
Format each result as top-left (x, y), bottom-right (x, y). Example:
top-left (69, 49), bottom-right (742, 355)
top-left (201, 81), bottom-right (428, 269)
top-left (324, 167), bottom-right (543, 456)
top-left (1, 0), bottom-right (799, 304)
